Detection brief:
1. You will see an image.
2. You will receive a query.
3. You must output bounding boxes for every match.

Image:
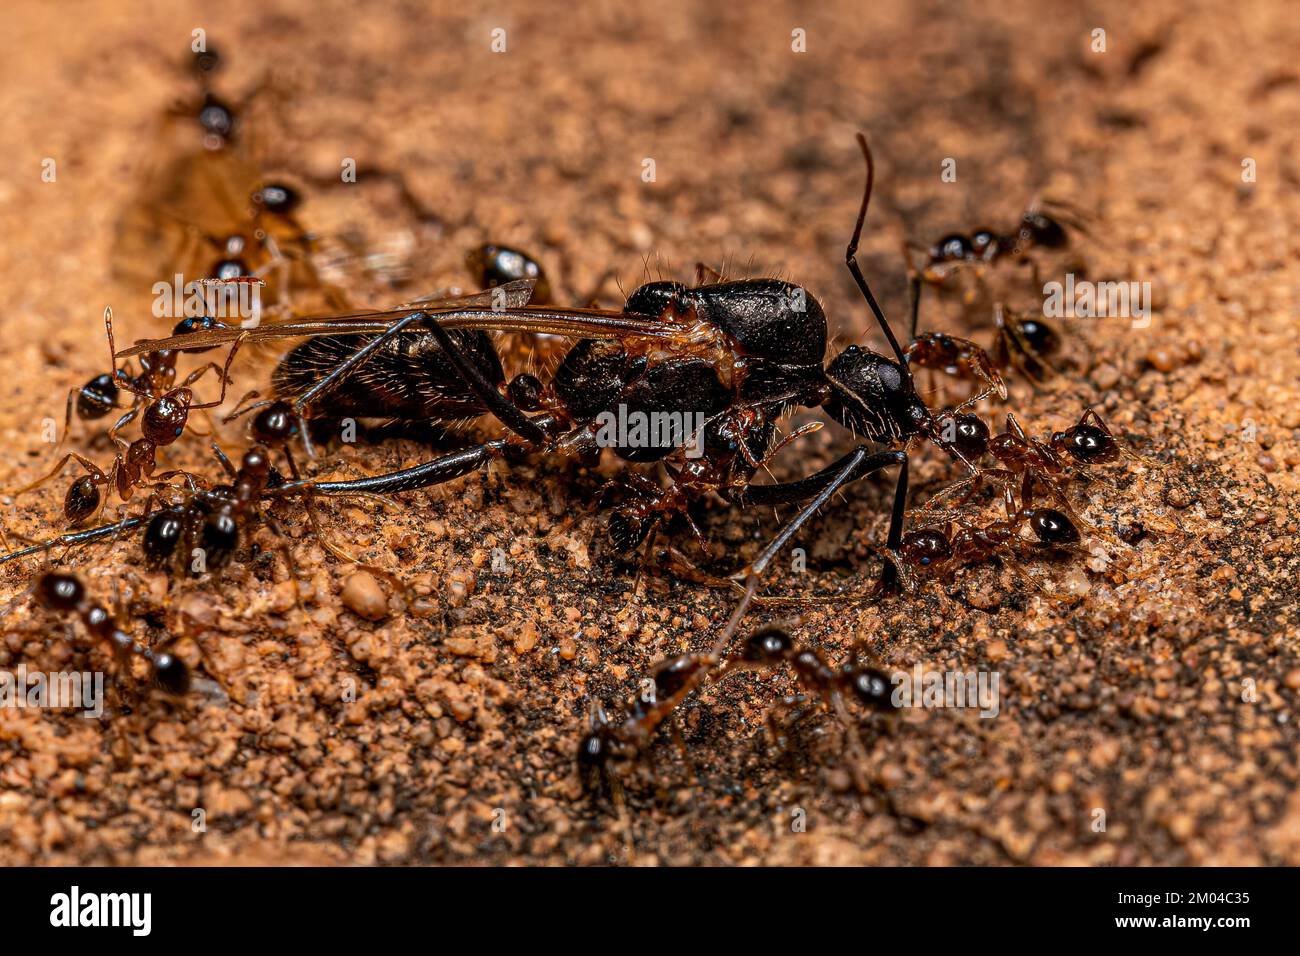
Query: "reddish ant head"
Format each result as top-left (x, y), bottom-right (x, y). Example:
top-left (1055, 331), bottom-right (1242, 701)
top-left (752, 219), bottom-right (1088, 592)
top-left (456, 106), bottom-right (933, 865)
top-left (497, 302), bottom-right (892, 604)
top-left (1051, 413), bottom-right (1118, 465)
top-left (971, 229), bottom-right (998, 256)
top-left (37, 572), bottom-right (85, 612)
top-left (900, 528), bottom-right (953, 569)
top-left (652, 655), bottom-right (705, 701)
top-left (1028, 509), bottom-right (1080, 545)
top-left (933, 410), bottom-right (990, 462)
top-left (142, 392), bottom-right (189, 446)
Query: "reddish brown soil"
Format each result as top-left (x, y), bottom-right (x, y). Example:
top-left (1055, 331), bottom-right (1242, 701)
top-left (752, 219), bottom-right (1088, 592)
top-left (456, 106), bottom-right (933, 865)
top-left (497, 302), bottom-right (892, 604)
top-left (0, 0), bottom-right (1297, 865)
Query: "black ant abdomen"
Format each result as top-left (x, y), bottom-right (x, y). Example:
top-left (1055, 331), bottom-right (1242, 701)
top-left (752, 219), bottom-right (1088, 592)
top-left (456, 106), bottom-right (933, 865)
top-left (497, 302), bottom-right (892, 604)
top-left (76, 373), bottom-right (119, 420)
top-left (199, 510), bottom-right (240, 570)
top-left (467, 243), bottom-right (552, 304)
top-left (253, 182), bottom-right (302, 217)
top-left (250, 401), bottom-right (299, 445)
top-left (37, 571), bottom-right (85, 611)
top-left (151, 653), bottom-right (191, 695)
top-left (64, 475), bottom-right (102, 527)
top-left (143, 508), bottom-right (186, 567)
top-left (1029, 508), bottom-right (1080, 545)
top-left (197, 93), bottom-right (236, 145)
top-left (741, 626), bottom-right (794, 665)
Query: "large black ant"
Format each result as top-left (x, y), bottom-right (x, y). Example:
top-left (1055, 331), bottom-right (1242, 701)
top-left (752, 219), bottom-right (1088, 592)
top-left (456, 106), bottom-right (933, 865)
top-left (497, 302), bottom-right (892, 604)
top-left (118, 134), bottom-right (1014, 605)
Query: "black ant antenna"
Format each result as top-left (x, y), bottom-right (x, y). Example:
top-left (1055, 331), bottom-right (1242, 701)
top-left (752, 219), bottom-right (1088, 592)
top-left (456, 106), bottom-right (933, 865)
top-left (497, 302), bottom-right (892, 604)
top-left (845, 134), bottom-right (912, 384)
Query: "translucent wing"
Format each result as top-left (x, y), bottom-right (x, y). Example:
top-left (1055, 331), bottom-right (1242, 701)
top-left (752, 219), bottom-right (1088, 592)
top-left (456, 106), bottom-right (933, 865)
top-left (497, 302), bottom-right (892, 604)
top-left (115, 280), bottom-right (697, 357)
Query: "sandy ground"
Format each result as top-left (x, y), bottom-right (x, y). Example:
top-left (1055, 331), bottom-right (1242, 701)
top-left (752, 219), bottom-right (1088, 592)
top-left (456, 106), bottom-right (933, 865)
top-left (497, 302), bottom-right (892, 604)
top-left (0, 0), bottom-right (1297, 865)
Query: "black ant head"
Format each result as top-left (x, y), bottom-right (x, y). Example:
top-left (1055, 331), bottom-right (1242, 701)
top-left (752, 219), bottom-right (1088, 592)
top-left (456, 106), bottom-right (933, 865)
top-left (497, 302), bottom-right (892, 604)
top-left (191, 44), bottom-right (222, 79)
top-left (1029, 509), bottom-right (1080, 545)
top-left (253, 182), bottom-right (302, 217)
top-left (37, 572), bottom-right (86, 613)
top-left (77, 373), bottom-right (120, 420)
top-left (823, 346), bottom-right (931, 444)
top-left (251, 401), bottom-right (300, 447)
top-left (841, 661), bottom-right (898, 712)
top-left (1051, 413), bottom-right (1118, 465)
top-left (151, 653), bottom-right (191, 696)
top-left (741, 626), bottom-right (794, 666)
top-left (899, 528), bottom-right (953, 569)
top-left (1019, 210), bottom-right (1068, 250)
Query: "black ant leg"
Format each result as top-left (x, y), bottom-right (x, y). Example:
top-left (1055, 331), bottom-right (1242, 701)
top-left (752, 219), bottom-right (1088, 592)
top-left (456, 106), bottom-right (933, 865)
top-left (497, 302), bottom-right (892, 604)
top-left (288, 311), bottom-right (429, 416)
top-left (0, 513), bottom-right (152, 567)
top-left (417, 316), bottom-right (549, 445)
top-left (846, 134), bottom-right (910, 372)
top-left (269, 432), bottom-right (520, 499)
top-left (729, 447), bottom-right (909, 591)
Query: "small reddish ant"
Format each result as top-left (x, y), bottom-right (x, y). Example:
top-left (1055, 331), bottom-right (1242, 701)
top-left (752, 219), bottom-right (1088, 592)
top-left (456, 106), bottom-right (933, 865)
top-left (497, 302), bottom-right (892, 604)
top-left (21, 308), bottom-right (244, 528)
top-left (579, 591), bottom-right (898, 806)
top-left (10, 570), bottom-right (192, 695)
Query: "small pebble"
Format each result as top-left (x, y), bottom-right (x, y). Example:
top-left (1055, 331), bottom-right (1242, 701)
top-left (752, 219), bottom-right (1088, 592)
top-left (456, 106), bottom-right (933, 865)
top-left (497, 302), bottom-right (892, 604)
top-left (340, 571), bottom-right (389, 621)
